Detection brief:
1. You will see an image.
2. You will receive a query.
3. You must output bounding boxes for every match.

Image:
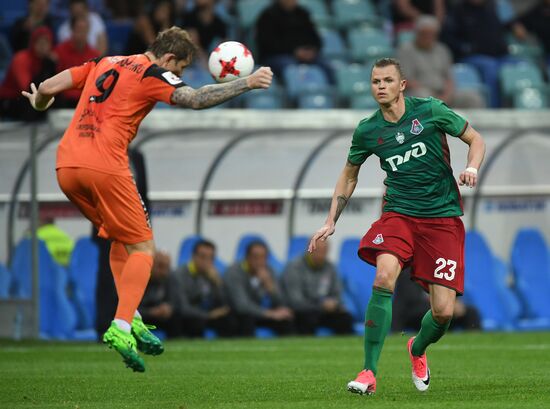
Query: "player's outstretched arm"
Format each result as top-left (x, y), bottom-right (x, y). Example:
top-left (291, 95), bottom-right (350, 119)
top-left (458, 125), bottom-right (486, 188)
top-left (21, 70), bottom-right (73, 111)
top-left (171, 66), bottom-right (273, 109)
top-left (308, 161), bottom-right (361, 252)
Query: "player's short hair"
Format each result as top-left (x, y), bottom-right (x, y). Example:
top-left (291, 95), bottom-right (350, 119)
top-left (245, 241), bottom-right (268, 257)
top-left (372, 58), bottom-right (405, 79)
top-left (148, 26), bottom-right (197, 63)
top-left (192, 239), bottom-right (216, 255)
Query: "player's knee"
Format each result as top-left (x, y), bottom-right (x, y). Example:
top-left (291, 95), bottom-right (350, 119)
top-left (373, 268), bottom-right (397, 291)
top-left (125, 240), bottom-right (155, 257)
top-left (432, 306), bottom-right (453, 324)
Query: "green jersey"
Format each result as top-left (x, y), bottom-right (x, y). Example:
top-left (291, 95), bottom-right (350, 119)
top-left (347, 97), bottom-right (468, 217)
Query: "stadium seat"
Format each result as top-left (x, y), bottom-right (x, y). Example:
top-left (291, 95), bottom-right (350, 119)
top-left (283, 64), bottom-right (331, 100)
top-left (464, 231), bottom-right (518, 330)
top-left (0, 33), bottom-right (12, 70)
top-left (510, 228), bottom-right (550, 320)
top-left (452, 63), bottom-right (489, 105)
top-left (243, 87), bottom-right (285, 109)
top-left (500, 62), bottom-right (544, 100)
top-left (105, 21), bottom-right (133, 56)
top-left (513, 87), bottom-right (548, 110)
top-left (234, 233), bottom-right (283, 274)
top-left (338, 237), bottom-right (375, 323)
top-left (181, 66), bottom-right (214, 89)
top-left (350, 92), bottom-right (378, 110)
top-left (319, 27), bottom-right (348, 61)
top-left (287, 236), bottom-right (309, 262)
top-left (68, 237), bottom-right (99, 330)
top-left (348, 27), bottom-right (393, 62)
top-left (335, 63), bottom-right (371, 102)
top-left (0, 262), bottom-right (11, 298)
top-left (299, 0), bottom-right (331, 26)
top-left (297, 91), bottom-right (335, 109)
top-left (237, 0), bottom-right (270, 29)
top-left (333, 0), bottom-right (378, 27)
top-left (396, 30), bottom-right (415, 46)
top-left (10, 239), bottom-right (77, 339)
top-left (177, 235), bottom-right (226, 274)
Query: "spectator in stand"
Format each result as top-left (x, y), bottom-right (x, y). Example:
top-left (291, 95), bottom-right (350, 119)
top-left (9, 0), bottom-right (56, 53)
top-left (281, 240), bottom-right (354, 335)
top-left (54, 16), bottom-right (100, 107)
top-left (181, 0), bottom-right (227, 54)
top-left (224, 241), bottom-right (294, 337)
top-left (255, 0), bottom-right (333, 83)
top-left (125, 0), bottom-right (176, 56)
top-left (513, 0), bottom-right (550, 64)
top-left (0, 27), bottom-right (56, 121)
top-left (398, 15), bottom-right (485, 108)
top-left (105, 0), bottom-right (146, 19)
top-left (57, 0), bottom-right (108, 56)
top-left (174, 239), bottom-right (237, 337)
top-left (36, 216), bottom-right (74, 266)
top-left (392, 0), bottom-right (446, 32)
top-left (442, 0), bottom-right (519, 107)
top-left (139, 251), bottom-right (182, 338)
top-left (392, 268), bottom-right (481, 332)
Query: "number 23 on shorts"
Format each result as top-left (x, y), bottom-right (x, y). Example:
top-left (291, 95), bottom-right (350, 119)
top-left (434, 258), bottom-right (456, 281)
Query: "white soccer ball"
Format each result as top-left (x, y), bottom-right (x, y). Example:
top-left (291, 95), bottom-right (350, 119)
top-left (208, 41), bottom-right (254, 83)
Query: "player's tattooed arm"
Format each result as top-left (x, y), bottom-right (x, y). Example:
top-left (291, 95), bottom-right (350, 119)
top-left (171, 78), bottom-right (250, 109)
top-left (334, 195), bottom-right (349, 223)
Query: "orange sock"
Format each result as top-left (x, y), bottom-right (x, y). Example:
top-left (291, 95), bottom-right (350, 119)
top-left (114, 252), bottom-right (153, 324)
top-left (109, 241), bottom-right (128, 294)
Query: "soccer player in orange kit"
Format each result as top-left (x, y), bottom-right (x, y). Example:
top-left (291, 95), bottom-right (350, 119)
top-left (22, 27), bottom-right (273, 372)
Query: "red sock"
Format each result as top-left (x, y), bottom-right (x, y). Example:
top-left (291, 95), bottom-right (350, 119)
top-left (114, 252), bottom-right (153, 324)
top-left (109, 241), bottom-right (128, 294)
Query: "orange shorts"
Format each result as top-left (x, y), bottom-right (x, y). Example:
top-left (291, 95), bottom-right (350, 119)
top-left (56, 167), bottom-right (153, 244)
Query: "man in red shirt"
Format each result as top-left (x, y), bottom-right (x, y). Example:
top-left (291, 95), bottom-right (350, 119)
top-left (55, 16), bottom-right (100, 107)
top-left (22, 27), bottom-right (272, 372)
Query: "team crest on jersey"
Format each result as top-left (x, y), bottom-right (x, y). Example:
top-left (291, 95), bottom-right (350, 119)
top-left (395, 132), bottom-right (405, 144)
top-left (410, 118), bottom-right (424, 135)
top-left (372, 234), bottom-right (384, 245)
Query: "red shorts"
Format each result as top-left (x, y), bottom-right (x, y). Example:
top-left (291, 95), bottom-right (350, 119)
top-left (358, 212), bottom-right (465, 294)
top-left (57, 167), bottom-right (153, 244)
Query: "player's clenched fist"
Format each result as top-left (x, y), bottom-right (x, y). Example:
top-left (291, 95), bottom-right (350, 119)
top-left (458, 167), bottom-right (478, 188)
top-left (246, 66), bottom-right (273, 89)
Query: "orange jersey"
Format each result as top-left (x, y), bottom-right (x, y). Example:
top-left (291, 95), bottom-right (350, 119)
top-left (56, 54), bottom-right (186, 176)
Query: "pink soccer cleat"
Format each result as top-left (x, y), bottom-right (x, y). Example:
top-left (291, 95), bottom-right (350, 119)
top-left (407, 336), bottom-right (430, 392)
top-left (347, 369), bottom-right (376, 395)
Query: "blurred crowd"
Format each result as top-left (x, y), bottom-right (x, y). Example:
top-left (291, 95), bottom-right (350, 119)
top-left (0, 0), bottom-right (549, 117)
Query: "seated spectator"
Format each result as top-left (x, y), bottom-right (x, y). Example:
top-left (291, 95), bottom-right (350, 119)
top-left (174, 239), bottom-right (237, 338)
top-left (513, 0), bottom-right (550, 64)
top-left (125, 0), bottom-right (176, 56)
top-left (139, 251), bottom-right (182, 338)
top-left (224, 241), bottom-right (294, 337)
top-left (397, 15), bottom-right (485, 108)
top-left (255, 0), bottom-right (333, 83)
top-left (54, 16), bottom-right (100, 107)
top-left (392, 268), bottom-right (481, 332)
top-left (36, 216), bottom-right (74, 266)
top-left (392, 0), bottom-right (446, 32)
top-left (10, 0), bottom-right (56, 53)
top-left (0, 27), bottom-right (56, 121)
top-left (57, 0), bottom-right (108, 56)
top-left (181, 0), bottom-right (227, 54)
top-left (281, 240), bottom-right (353, 335)
top-left (442, 0), bottom-right (518, 107)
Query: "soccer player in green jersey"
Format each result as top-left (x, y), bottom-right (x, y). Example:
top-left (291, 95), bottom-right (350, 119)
top-left (308, 58), bottom-right (486, 395)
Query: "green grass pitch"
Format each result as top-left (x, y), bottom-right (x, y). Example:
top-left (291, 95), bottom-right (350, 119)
top-left (1, 332), bottom-right (550, 409)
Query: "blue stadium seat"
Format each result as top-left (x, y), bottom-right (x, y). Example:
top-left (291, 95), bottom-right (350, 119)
top-left (348, 27), bottom-right (393, 62)
top-left (513, 87), bottom-right (548, 110)
top-left (0, 262), bottom-right (11, 298)
top-left (464, 231), bottom-right (518, 330)
top-left (297, 91), bottom-right (335, 109)
top-left (338, 237), bottom-right (375, 323)
top-left (283, 64), bottom-right (330, 100)
top-left (68, 237), bottom-right (99, 330)
top-left (319, 28), bottom-right (348, 61)
top-left (350, 92), bottom-right (378, 110)
top-left (234, 233), bottom-right (283, 274)
top-left (287, 236), bottom-right (309, 262)
top-left (0, 33), bottom-right (12, 70)
top-left (333, 0), bottom-right (378, 27)
top-left (106, 21), bottom-right (133, 55)
top-left (299, 0), bottom-right (331, 26)
top-left (181, 66), bottom-right (214, 88)
top-left (511, 229), bottom-right (550, 321)
top-left (500, 62), bottom-right (544, 100)
top-left (10, 239), bottom-right (77, 339)
top-left (335, 64), bottom-right (371, 105)
top-left (237, 0), bottom-right (270, 29)
top-left (243, 87), bottom-right (284, 109)
top-left (452, 63), bottom-right (489, 105)
top-left (177, 235), bottom-right (226, 274)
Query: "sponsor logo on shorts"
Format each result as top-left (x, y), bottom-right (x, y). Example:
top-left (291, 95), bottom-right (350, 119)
top-left (410, 118), bottom-right (424, 135)
top-left (372, 234), bottom-right (384, 245)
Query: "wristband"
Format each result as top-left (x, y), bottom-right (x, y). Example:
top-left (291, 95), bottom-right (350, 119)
top-left (465, 167), bottom-right (478, 175)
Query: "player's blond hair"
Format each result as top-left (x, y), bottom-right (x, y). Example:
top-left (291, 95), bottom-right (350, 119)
top-left (372, 58), bottom-right (405, 79)
top-left (148, 26), bottom-right (198, 63)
